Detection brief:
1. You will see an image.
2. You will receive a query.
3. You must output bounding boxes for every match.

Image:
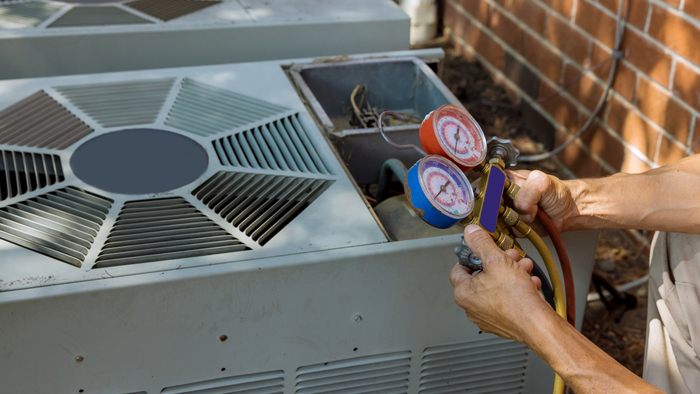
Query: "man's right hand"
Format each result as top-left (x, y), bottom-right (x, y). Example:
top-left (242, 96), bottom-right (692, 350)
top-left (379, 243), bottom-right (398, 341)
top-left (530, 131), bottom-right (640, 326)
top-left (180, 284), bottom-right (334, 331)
top-left (507, 170), bottom-right (580, 233)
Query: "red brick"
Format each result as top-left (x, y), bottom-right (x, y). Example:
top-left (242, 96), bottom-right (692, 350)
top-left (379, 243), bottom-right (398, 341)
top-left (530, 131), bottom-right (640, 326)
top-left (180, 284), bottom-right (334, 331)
top-left (562, 63), bottom-right (606, 111)
top-left (661, 0), bottom-right (682, 8)
top-left (578, 122), bottom-right (625, 170)
top-left (468, 24), bottom-right (504, 68)
top-left (524, 34), bottom-right (563, 82)
top-left (575, 0), bottom-right (617, 49)
top-left (489, 8), bottom-right (524, 52)
top-left (547, 15), bottom-right (590, 64)
top-left (621, 29), bottom-right (672, 87)
top-left (598, 0), bottom-right (649, 30)
top-left (636, 77), bottom-right (692, 142)
top-left (605, 97), bottom-right (659, 158)
top-left (621, 150), bottom-right (653, 173)
top-left (692, 121), bottom-right (700, 153)
top-left (454, 0), bottom-right (490, 25)
top-left (555, 130), bottom-right (612, 177)
top-left (648, 5), bottom-right (700, 67)
top-left (672, 61), bottom-right (700, 112)
top-left (589, 44), bottom-right (636, 101)
top-left (539, 80), bottom-right (579, 132)
top-left (500, 0), bottom-right (547, 34)
top-left (445, 2), bottom-right (471, 40)
top-left (540, 0), bottom-right (575, 19)
top-left (684, 0), bottom-right (700, 23)
top-left (657, 135), bottom-right (687, 165)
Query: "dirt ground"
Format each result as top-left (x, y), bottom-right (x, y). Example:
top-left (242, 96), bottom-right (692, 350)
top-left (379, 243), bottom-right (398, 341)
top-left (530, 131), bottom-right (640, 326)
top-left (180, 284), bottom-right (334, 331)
top-left (440, 49), bottom-right (650, 377)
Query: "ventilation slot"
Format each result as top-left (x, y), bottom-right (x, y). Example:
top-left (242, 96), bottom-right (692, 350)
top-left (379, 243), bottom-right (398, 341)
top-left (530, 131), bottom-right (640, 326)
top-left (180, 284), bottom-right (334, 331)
top-left (419, 337), bottom-right (528, 393)
top-left (296, 351), bottom-right (411, 394)
top-left (95, 197), bottom-right (249, 268)
top-left (0, 187), bottom-right (112, 267)
top-left (0, 2), bottom-right (63, 27)
top-left (49, 5), bottom-right (151, 28)
top-left (213, 114), bottom-right (332, 175)
top-left (0, 150), bottom-right (64, 202)
top-left (193, 172), bottom-right (333, 246)
top-left (166, 78), bottom-right (289, 137)
top-left (55, 79), bottom-right (175, 128)
top-left (0, 91), bottom-right (93, 149)
top-left (126, 0), bottom-right (221, 22)
top-left (162, 370), bottom-right (284, 394)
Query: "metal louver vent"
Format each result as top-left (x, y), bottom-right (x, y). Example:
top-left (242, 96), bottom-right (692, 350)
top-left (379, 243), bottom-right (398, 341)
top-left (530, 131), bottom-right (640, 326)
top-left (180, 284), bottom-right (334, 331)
top-left (295, 351), bottom-right (412, 394)
top-left (193, 172), bottom-right (333, 246)
top-left (126, 0), bottom-right (221, 22)
top-left (0, 187), bottom-right (112, 267)
top-left (213, 114), bottom-right (332, 175)
top-left (165, 78), bottom-right (289, 137)
top-left (162, 370), bottom-right (284, 394)
top-left (0, 150), bottom-right (64, 201)
top-left (54, 79), bottom-right (175, 128)
top-left (0, 2), bottom-right (63, 27)
top-left (95, 197), bottom-right (249, 268)
top-left (0, 91), bottom-right (93, 149)
top-left (49, 5), bottom-right (151, 28)
top-left (419, 337), bottom-right (528, 393)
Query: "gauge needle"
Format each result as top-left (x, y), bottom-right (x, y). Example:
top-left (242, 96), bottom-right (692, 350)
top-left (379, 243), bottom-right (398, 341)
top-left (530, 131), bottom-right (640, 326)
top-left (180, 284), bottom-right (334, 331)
top-left (453, 128), bottom-right (460, 154)
top-left (434, 180), bottom-right (451, 199)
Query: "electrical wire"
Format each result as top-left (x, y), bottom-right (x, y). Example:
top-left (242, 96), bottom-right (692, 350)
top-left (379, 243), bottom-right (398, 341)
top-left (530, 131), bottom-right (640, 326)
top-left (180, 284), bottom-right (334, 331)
top-left (537, 210), bottom-right (576, 326)
top-left (519, 0), bottom-right (629, 162)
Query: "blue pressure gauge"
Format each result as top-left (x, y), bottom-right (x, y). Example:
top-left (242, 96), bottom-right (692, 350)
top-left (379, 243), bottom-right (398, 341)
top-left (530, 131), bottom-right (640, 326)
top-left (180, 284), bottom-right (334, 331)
top-left (403, 155), bottom-right (475, 229)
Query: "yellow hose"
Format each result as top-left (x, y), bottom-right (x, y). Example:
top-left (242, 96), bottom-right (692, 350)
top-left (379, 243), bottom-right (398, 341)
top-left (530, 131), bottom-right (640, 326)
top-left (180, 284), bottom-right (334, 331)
top-left (514, 220), bottom-right (567, 394)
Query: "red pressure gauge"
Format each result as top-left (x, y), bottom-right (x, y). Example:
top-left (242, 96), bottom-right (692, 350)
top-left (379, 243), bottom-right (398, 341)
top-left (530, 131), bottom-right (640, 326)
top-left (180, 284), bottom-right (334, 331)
top-left (419, 105), bottom-right (487, 171)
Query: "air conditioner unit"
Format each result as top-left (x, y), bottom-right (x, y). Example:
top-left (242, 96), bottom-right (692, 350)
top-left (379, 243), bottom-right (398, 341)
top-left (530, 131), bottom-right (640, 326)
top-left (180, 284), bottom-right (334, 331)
top-left (0, 0), bottom-right (409, 79)
top-left (0, 50), bottom-right (596, 394)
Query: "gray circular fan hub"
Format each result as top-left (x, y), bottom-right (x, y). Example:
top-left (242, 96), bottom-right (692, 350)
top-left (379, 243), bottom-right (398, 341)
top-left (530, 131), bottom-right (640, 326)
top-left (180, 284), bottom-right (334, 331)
top-left (71, 129), bottom-right (208, 195)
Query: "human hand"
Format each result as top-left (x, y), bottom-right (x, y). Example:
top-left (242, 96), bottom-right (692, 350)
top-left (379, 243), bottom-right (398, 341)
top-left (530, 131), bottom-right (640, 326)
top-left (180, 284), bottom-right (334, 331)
top-left (450, 225), bottom-right (554, 344)
top-left (507, 170), bottom-right (579, 233)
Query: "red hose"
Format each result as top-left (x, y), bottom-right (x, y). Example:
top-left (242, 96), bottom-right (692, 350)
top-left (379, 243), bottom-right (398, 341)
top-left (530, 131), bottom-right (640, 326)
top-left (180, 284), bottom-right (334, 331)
top-left (537, 209), bottom-right (576, 327)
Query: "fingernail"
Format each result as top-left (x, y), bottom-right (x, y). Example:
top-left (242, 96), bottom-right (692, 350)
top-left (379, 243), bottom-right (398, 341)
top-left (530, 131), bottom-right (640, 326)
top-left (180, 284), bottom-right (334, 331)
top-left (466, 225), bottom-right (481, 234)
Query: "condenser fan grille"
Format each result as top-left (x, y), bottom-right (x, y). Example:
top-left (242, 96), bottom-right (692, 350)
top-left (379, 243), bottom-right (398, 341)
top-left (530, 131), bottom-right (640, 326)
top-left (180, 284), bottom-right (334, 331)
top-left (95, 197), bottom-right (249, 268)
top-left (0, 2), bottom-right (63, 27)
top-left (0, 187), bottom-right (112, 267)
top-left (213, 114), bottom-right (332, 175)
top-left (193, 172), bottom-right (333, 246)
top-left (126, 0), bottom-right (221, 22)
top-left (0, 150), bottom-right (64, 201)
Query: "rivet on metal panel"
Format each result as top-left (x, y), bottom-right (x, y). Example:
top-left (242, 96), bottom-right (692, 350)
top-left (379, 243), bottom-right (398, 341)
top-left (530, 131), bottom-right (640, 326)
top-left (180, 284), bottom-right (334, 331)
top-left (219, 335), bottom-right (228, 342)
top-left (75, 355), bottom-right (83, 363)
top-left (353, 314), bottom-right (362, 322)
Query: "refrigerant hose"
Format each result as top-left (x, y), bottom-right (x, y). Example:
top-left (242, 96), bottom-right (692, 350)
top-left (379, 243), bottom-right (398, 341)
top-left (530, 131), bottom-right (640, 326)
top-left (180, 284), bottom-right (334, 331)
top-left (376, 158), bottom-right (408, 204)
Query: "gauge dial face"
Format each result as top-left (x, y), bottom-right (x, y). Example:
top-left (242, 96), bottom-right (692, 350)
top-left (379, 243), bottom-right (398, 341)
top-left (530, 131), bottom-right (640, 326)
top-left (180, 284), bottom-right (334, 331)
top-left (434, 107), bottom-right (487, 166)
top-left (419, 156), bottom-right (474, 218)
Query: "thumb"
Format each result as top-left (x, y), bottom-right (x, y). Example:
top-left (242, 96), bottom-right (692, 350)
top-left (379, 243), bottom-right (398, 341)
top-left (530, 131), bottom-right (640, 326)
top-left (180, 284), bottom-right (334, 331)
top-left (463, 225), bottom-right (505, 272)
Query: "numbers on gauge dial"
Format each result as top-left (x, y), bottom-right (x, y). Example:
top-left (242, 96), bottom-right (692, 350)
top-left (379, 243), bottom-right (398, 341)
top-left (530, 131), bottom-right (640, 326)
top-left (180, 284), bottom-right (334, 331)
top-left (437, 116), bottom-right (479, 161)
top-left (422, 165), bottom-right (471, 216)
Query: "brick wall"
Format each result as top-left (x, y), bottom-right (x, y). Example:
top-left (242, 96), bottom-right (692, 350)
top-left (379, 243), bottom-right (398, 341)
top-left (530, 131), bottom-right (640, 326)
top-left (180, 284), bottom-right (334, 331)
top-left (442, 0), bottom-right (700, 178)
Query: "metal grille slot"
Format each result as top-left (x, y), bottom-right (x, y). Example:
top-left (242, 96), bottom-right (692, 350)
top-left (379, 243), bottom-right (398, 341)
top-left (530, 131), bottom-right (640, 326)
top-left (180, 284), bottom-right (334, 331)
top-left (193, 172), bottom-right (333, 246)
top-left (0, 91), bottom-right (93, 149)
top-left (0, 150), bottom-right (64, 202)
top-left (165, 78), bottom-right (289, 137)
top-left (0, 187), bottom-right (113, 267)
top-left (162, 370), bottom-right (284, 394)
top-left (419, 337), bottom-right (529, 393)
top-left (126, 0), bottom-right (221, 22)
top-left (49, 6), bottom-right (151, 28)
top-left (0, 2), bottom-right (63, 27)
top-left (95, 197), bottom-right (249, 268)
top-left (213, 114), bottom-right (332, 175)
top-left (296, 351), bottom-right (412, 394)
top-left (55, 79), bottom-right (175, 128)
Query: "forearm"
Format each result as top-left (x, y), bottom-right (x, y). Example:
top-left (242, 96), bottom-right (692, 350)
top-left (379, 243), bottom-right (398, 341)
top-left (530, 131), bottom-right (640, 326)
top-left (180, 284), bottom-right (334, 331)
top-left (563, 155), bottom-right (700, 233)
top-left (523, 310), bottom-right (663, 393)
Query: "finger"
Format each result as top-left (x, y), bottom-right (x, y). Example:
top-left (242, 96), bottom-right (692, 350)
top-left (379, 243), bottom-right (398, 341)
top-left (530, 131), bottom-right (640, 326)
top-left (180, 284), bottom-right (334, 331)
top-left (517, 257), bottom-right (534, 274)
top-left (463, 225), bottom-right (506, 272)
top-left (513, 171), bottom-right (550, 222)
top-left (505, 170), bottom-right (530, 186)
top-left (505, 249), bottom-right (522, 262)
top-left (531, 276), bottom-right (542, 292)
top-left (450, 263), bottom-right (473, 288)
